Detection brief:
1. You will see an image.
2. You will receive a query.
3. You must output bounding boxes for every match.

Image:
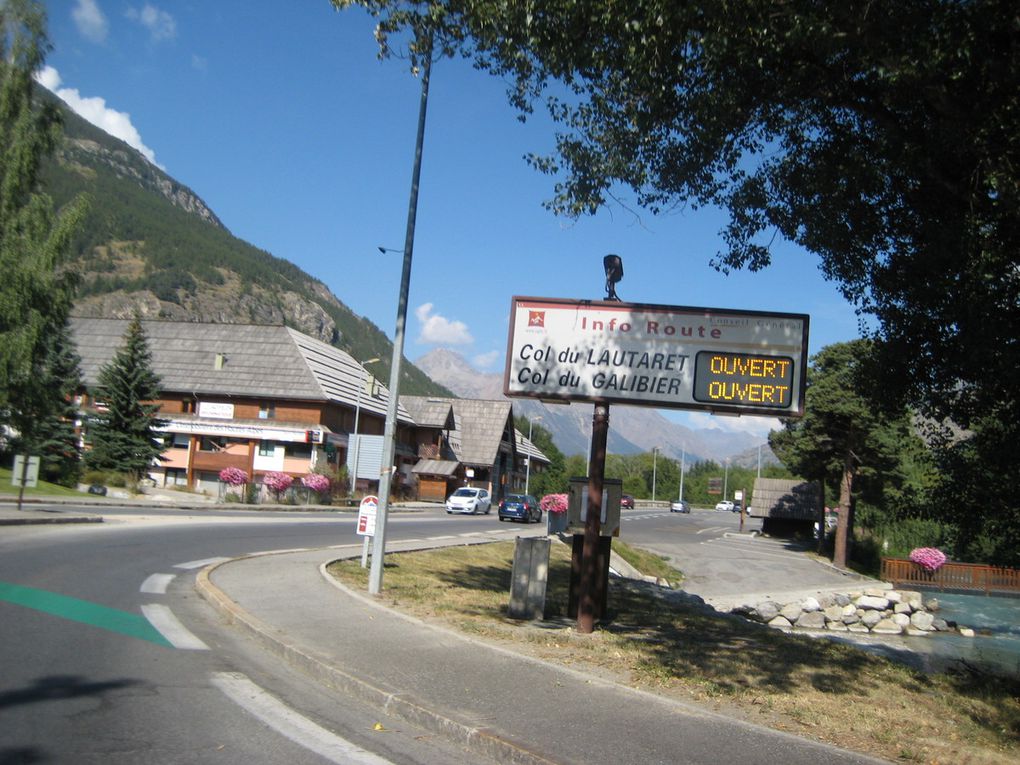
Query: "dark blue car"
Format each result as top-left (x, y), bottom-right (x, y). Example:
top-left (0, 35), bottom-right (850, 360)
top-left (498, 494), bottom-right (542, 523)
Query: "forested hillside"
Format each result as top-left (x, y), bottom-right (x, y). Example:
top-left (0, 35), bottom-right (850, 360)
top-left (38, 88), bottom-right (449, 398)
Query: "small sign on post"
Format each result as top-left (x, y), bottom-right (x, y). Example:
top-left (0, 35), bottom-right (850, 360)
top-left (357, 495), bottom-right (378, 568)
top-left (12, 455), bottom-right (40, 513)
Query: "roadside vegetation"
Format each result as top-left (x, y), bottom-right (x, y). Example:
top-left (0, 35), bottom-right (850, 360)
top-left (330, 541), bottom-right (1020, 765)
top-left (0, 467), bottom-right (87, 498)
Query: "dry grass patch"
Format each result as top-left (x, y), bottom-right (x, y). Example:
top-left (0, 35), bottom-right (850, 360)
top-left (329, 540), bottom-right (1020, 764)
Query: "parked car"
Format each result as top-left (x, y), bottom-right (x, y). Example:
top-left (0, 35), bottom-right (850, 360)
top-left (445, 487), bottom-right (492, 514)
top-left (498, 494), bottom-right (542, 523)
top-left (620, 494), bottom-right (635, 509)
top-left (670, 500), bottom-right (690, 513)
top-left (715, 500), bottom-right (735, 512)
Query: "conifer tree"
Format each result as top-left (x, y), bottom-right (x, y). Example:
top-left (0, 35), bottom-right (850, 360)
top-left (85, 316), bottom-right (166, 479)
top-left (2, 318), bottom-right (85, 485)
top-left (0, 0), bottom-right (88, 406)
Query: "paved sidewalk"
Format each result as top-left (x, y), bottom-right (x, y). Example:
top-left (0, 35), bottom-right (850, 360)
top-left (197, 542), bottom-right (887, 765)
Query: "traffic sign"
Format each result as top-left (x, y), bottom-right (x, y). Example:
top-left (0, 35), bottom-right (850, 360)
top-left (357, 495), bottom-right (378, 537)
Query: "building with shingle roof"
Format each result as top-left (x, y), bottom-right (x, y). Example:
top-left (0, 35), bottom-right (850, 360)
top-left (401, 395), bottom-right (550, 502)
top-left (70, 317), bottom-right (414, 496)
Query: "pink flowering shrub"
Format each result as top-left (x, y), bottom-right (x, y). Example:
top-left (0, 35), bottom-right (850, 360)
top-left (219, 467), bottom-right (249, 486)
top-left (540, 493), bottom-right (569, 514)
top-left (301, 473), bottom-right (331, 494)
top-left (909, 547), bottom-right (947, 572)
top-left (263, 471), bottom-right (293, 495)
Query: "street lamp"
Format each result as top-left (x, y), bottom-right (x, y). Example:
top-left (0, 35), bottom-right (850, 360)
top-left (369, 34), bottom-right (433, 596)
top-left (349, 357), bottom-right (380, 499)
top-left (524, 414), bottom-right (542, 495)
top-left (651, 446), bottom-right (659, 503)
top-left (678, 446), bottom-right (686, 503)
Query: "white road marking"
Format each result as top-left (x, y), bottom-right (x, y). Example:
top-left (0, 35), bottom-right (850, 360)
top-left (427, 535), bottom-right (457, 541)
top-left (140, 573), bottom-right (175, 594)
top-left (174, 557), bottom-right (230, 570)
top-left (211, 672), bottom-right (395, 765)
top-left (696, 526), bottom-right (730, 534)
top-left (141, 604), bottom-right (209, 650)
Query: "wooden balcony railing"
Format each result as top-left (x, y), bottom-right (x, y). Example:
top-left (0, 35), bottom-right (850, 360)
top-left (881, 558), bottom-right (1020, 594)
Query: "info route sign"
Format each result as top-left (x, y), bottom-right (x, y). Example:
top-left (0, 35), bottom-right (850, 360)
top-left (503, 297), bottom-right (809, 418)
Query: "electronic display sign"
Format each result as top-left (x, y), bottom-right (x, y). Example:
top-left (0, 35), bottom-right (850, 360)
top-left (504, 297), bottom-right (809, 417)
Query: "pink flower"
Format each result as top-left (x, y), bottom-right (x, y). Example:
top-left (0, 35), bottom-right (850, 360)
top-left (263, 471), bottom-right (293, 493)
top-left (540, 493), bottom-right (569, 514)
top-left (909, 547), bottom-right (947, 572)
top-left (219, 467), bottom-right (249, 486)
top-left (301, 473), bottom-right (331, 493)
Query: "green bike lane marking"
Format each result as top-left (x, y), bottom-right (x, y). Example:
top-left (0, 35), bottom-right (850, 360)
top-left (0, 581), bottom-right (173, 648)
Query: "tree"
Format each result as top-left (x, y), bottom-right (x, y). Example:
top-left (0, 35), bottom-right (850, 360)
top-left (0, 0), bottom-right (88, 405)
top-left (334, 0), bottom-right (1018, 537)
top-left (84, 316), bottom-right (167, 479)
top-left (769, 340), bottom-right (929, 568)
top-left (515, 415), bottom-right (567, 495)
top-left (2, 319), bottom-right (85, 485)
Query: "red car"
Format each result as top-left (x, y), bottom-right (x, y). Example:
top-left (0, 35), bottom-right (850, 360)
top-left (620, 494), bottom-right (635, 509)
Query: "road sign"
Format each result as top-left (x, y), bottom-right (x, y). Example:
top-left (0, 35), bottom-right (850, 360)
top-left (504, 297), bottom-right (809, 417)
top-left (11, 455), bottom-right (40, 488)
top-left (357, 495), bottom-right (378, 537)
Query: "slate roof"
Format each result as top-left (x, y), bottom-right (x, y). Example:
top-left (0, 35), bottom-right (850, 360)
top-left (69, 317), bottom-right (411, 424)
top-left (750, 477), bottom-right (822, 520)
top-left (400, 396), bottom-right (456, 430)
top-left (411, 459), bottom-right (460, 477)
top-left (515, 430), bottom-right (550, 467)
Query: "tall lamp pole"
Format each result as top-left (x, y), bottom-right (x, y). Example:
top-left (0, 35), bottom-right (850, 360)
top-left (678, 447), bottom-right (686, 502)
top-left (350, 357), bottom-right (380, 499)
top-left (524, 415), bottom-right (542, 495)
top-left (651, 447), bottom-right (659, 503)
top-left (369, 36), bottom-right (432, 596)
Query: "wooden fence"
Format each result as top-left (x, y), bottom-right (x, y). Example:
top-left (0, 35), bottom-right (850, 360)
top-left (881, 558), bottom-right (1020, 595)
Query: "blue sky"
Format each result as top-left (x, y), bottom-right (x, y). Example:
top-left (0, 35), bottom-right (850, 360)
top-left (42, 1), bottom-right (865, 438)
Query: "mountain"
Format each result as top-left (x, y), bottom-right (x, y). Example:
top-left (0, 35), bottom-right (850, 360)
top-left (38, 88), bottom-right (449, 398)
top-left (414, 348), bottom-right (772, 462)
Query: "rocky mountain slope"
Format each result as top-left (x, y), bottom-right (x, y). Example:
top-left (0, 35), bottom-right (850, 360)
top-left (39, 88), bottom-right (448, 398)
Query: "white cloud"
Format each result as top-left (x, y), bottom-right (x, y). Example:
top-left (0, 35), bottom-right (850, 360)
top-left (415, 303), bottom-right (473, 346)
top-left (126, 3), bottom-right (177, 42)
top-left (472, 350), bottom-right (500, 370)
top-left (35, 66), bottom-right (164, 171)
top-left (72, 0), bottom-right (108, 43)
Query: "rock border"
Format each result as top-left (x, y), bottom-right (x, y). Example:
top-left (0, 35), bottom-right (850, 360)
top-left (727, 588), bottom-right (975, 638)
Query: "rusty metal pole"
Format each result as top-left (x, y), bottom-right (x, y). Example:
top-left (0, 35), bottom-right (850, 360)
top-left (577, 403), bottom-right (609, 634)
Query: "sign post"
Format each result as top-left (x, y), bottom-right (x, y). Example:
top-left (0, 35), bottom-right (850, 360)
top-left (356, 495), bottom-right (378, 568)
top-left (504, 296), bottom-right (809, 633)
top-left (11, 455), bottom-right (40, 512)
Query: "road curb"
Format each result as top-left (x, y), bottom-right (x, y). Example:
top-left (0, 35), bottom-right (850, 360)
top-left (195, 553), bottom-right (559, 765)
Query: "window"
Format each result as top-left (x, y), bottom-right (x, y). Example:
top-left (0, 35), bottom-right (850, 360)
top-left (199, 436), bottom-right (227, 452)
top-left (182, 398), bottom-right (196, 414)
top-left (167, 433), bottom-right (190, 449)
top-left (258, 440), bottom-right (276, 457)
top-left (258, 403), bottom-right (275, 419)
top-left (285, 442), bottom-right (312, 459)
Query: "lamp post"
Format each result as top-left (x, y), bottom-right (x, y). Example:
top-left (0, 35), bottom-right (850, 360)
top-left (678, 447), bottom-right (686, 503)
top-left (524, 415), bottom-right (542, 495)
top-left (723, 458), bottom-right (730, 501)
top-left (651, 447), bottom-right (659, 503)
top-left (349, 357), bottom-right (380, 500)
top-left (369, 35), bottom-right (432, 596)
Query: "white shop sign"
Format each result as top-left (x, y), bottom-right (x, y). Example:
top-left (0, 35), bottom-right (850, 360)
top-left (198, 401), bottom-right (235, 419)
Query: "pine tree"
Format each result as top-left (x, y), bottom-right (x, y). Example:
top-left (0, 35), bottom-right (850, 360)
top-left (2, 318), bottom-right (85, 485)
top-left (0, 0), bottom-right (88, 405)
top-left (85, 316), bottom-right (167, 479)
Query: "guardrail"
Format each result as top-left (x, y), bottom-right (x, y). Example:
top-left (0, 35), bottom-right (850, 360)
top-left (881, 558), bottom-right (1020, 594)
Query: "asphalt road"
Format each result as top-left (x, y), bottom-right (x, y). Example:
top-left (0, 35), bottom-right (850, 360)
top-left (1, 502), bottom-right (869, 764)
top-left (0, 506), bottom-right (526, 765)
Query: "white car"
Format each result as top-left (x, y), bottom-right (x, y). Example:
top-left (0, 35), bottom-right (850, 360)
top-left (715, 500), bottom-right (735, 512)
top-left (445, 487), bottom-right (492, 515)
